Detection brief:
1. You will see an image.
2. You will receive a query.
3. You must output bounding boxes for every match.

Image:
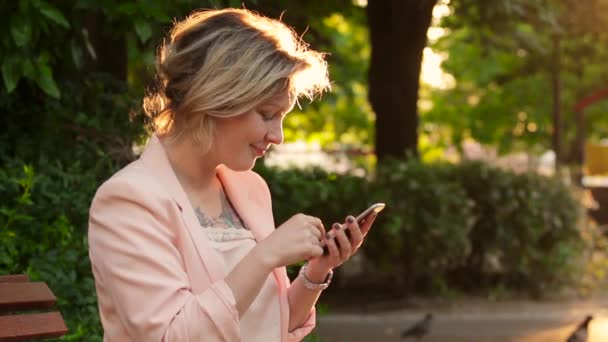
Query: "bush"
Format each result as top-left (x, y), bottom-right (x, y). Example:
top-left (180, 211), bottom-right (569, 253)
top-left (447, 161), bottom-right (584, 294)
top-left (0, 161), bottom-right (103, 341)
top-left (361, 158), bottom-right (474, 294)
top-left (0, 73), bottom-right (146, 167)
top-left (0, 74), bottom-right (144, 340)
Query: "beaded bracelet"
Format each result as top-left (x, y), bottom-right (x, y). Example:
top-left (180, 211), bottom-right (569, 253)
top-left (298, 262), bottom-right (333, 291)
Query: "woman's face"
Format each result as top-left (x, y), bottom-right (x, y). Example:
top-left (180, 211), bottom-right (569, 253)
top-left (211, 91), bottom-right (294, 171)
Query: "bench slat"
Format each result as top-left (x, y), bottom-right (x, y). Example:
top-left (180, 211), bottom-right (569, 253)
top-left (0, 275), bottom-right (29, 283)
top-left (0, 312), bottom-right (68, 341)
top-left (0, 283), bottom-right (56, 312)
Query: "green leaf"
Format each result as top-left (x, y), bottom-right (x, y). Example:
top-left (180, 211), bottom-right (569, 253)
top-left (134, 20), bottom-right (152, 43)
top-left (117, 3), bottom-right (138, 15)
top-left (71, 41), bottom-right (84, 70)
top-left (21, 59), bottom-right (35, 80)
top-left (36, 64), bottom-right (61, 99)
top-left (37, 51), bottom-right (50, 66)
top-left (10, 16), bottom-right (32, 47)
top-left (39, 1), bottom-right (70, 28)
top-left (1, 58), bottom-right (20, 93)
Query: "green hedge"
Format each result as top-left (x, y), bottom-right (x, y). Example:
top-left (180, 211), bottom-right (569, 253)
top-left (0, 74), bottom-right (144, 341)
top-left (362, 159), bottom-right (474, 294)
top-left (0, 161), bottom-right (103, 341)
top-left (448, 161), bottom-right (584, 294)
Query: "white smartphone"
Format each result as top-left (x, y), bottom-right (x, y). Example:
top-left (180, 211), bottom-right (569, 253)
top-left (355, 202), bottom-right (386, 225)
top-left (322, 203), bottom-right (386, 255)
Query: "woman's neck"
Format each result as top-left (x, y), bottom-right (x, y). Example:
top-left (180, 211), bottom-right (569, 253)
top-left (160, 135), bottom-right (219, 192)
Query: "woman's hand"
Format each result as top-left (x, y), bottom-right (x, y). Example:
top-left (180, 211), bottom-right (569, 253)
top-left (307, 211), bottom-right (379, 275)
top-left (253, 214), bottom-right (325, 270)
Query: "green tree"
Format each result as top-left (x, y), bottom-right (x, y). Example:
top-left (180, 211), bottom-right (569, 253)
top-left (425, 0), bottom-right (608, 164)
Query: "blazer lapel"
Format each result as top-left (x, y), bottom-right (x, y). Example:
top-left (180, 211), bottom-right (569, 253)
top-left (216, 165), bottom-right (274, 241)
top-left (217, 165), bottom-right (288, 290)
top-left (139, 135), bottom-right (226, 281)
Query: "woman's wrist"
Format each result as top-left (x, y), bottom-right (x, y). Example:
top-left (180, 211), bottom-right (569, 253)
top-left (299, 262), bottom-right (333, 291)
top-left (251, 243), bottom-right (276, 272)
top-left (303, 263), bottom-right (332, 283)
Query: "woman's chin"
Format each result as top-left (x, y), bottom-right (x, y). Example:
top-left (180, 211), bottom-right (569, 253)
top-left (224, 158), bottom-right (257, 171)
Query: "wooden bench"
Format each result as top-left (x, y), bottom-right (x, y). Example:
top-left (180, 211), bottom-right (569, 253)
top-left (0, 274), bottom-right (68, 341)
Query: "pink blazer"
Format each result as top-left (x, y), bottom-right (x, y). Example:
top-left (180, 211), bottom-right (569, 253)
top-left (88, 135), bottom-right (315, 341)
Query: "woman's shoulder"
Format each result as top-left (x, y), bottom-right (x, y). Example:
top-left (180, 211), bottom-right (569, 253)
top-left (222, 167), bottom-right (270, 195)
top-left (244, 169), bottom-right (269, 191)
top-left (93, 159), bottom-right (169, 204)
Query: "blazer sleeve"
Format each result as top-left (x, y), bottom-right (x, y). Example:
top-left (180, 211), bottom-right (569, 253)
top-left (250, 171), bottom-right (317, 341)
top-left (287, 299), bottom-right (316, 341)
top-left (88, 177), bottom-right (240, 341)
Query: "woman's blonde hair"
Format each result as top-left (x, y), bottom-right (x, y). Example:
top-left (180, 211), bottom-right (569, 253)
top-left (143, 8), bottom-right (330, 148)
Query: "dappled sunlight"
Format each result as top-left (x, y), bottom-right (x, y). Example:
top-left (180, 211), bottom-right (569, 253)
top-left (421, 47), bottom-right (455, 89)
top-left (421, 0), bottom-right (455, 90)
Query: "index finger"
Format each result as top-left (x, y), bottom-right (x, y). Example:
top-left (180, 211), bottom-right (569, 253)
top-left (304, 215), bottom-right (325, 239)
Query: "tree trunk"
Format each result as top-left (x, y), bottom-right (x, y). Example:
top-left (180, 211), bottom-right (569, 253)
top-left (367, 0), bottom-right (437, 161)
top-left (551, 33), bottom-right (562, 171)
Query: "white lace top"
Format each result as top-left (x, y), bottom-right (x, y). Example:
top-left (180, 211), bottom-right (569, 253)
top-left (201, 225), bottom-right (282, 341)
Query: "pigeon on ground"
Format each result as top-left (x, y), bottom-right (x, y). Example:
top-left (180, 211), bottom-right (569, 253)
top-left (401, 313), bottom-right (433, 340)
top-left (566, 315), bottom-right (593, 342)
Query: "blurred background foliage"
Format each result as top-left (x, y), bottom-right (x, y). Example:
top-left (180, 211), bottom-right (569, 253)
top-left (424, 0), bottom-right (608, 160)
top-left (1, 0), bottom-right (607, 340)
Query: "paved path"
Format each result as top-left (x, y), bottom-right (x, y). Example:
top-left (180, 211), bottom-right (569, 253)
top-left (315, 295), bottom-right (608, 341)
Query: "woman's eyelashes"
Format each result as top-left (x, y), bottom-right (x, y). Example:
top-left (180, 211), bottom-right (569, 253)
top-left (259, 111), bottom-right (278, 121)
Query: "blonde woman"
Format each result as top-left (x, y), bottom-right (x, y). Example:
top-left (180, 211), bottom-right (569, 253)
top-left (88, 8), bottom-right (379, 341)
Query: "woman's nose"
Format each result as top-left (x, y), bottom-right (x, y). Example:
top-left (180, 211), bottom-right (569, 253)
top-left (266, 119), bottom-right (284, 145)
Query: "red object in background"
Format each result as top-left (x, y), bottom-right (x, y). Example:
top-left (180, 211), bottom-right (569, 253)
top-left (574, 88), bottom-right (608, 113)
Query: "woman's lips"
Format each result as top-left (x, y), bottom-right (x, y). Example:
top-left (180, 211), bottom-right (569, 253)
top-left (251, 145), bottom-right (267, 157)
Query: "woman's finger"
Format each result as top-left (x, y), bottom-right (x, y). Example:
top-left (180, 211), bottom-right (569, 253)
top-left (310, 243), bottom-right (324, 257)
top-left (308, 224), bottom-right (322, 240)
top-left (304, 215), bottom-right (325, 239)
top-left (325, 232), bottom-right (340, 260)
top-left (344, 215), bottom-right (363, 248)
top-left (333, 225), bottom-right (352, 260)
top-left (309, 233), bottom-right (321, 246)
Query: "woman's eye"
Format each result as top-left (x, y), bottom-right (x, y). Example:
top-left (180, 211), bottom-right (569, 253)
top-left (261, 112), bottom-right (275, 121)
